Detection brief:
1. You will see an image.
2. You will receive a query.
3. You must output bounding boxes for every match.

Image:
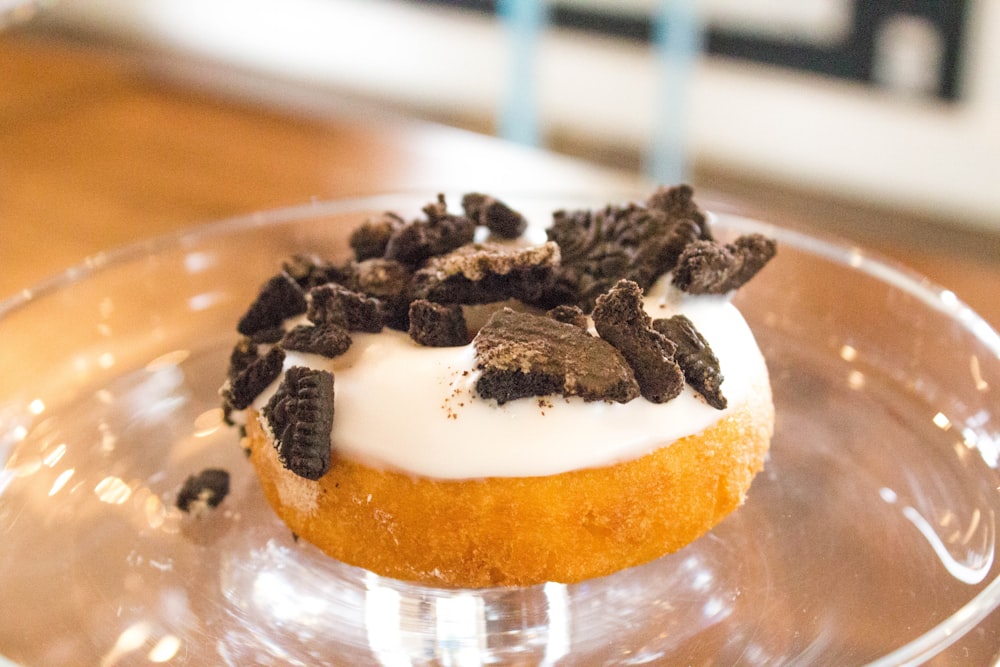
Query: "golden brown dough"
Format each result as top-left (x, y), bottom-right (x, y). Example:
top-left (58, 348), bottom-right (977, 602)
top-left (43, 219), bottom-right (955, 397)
top-left (247, 381), bottom-right (773, 588)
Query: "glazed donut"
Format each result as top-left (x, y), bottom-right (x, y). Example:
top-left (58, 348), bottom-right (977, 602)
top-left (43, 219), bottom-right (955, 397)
top-left (217, 186), bottom-right (776, 588)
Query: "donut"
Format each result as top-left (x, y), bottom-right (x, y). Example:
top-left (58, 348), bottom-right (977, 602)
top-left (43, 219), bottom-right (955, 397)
top-left (217, 186), bottom-right (776, 588)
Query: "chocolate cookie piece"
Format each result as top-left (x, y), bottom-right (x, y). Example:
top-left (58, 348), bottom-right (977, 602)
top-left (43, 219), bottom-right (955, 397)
top-left (671, 234), bottom-right (777, 295)
top-left (283, 254), bottom-right (356, 291)
top-left (544, 205), bottom-right (674, 311)
top-left (307, 283), bottom-right (384, 333)
top-left (281, 323), bottom-right (353, 358)
top-left (225, 346), bottom-right (286, 411)
top-left (384, 194), bottom-right (476, 266)
top-left (653, 315), bottom-right (726, 409)
top-left (592, 280), bottom-right (684, 403)
top-left (351, 258), bottom-right (413, 330)
top-left (645, 184), bottom-right (711, 240)
top-left (408, 299), bottom-right (468, 347)
top-left (176, 468), bottom-right (230, 514)
top-left (547, 304), bottom-right (588, 329)
top-left (461, 193), bottom-right (527, 239)
top-left (411, 242), bottom-right (559, 305)
top-left (349, 211), bottom-right (405, 261)
top-left (473, 308), bottom-right (639, 404)
top-left (227, 337), bottom-right (262, 383)
top-left (249, 326), bottom-right (286, 345)
top-left (237, 273), bottom-right (308, 336)
top-left (263, 366), bottom-right (335, 481)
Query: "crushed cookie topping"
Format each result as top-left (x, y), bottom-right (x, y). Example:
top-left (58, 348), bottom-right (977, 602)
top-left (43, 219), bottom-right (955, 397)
top-left (281, 323), bottom-right (352, 359)
top-left (263, 366), bottom-right (335, 480)
top-left (176, 468), bottom-right (230, 514)
top-left (473, 308), bottom-right (639, 405)
top-left (408, 299), bottom-right (468, 347)
top-left (653, 314), bottom-right (726, 409)
top-left (671, 234), bottom-right (777, 295)
top-left (461, 192), bottom-right (528, 239)
top-left (592, 280), bottom-right (685, 404)
top-left (222, 187), bottom-right (775, 471)
top-left (237, 273), bottom-right (307, 336)
top-left (224, 346), bottom-right (285, 411)
top-left (307, 283), bottom-right (384, 333)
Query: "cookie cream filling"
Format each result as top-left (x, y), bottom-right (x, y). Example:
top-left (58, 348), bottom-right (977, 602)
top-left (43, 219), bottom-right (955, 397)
top-left (249, 272), bottom-right (769, 480)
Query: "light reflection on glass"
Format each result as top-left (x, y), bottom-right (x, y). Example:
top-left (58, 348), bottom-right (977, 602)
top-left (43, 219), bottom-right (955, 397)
top-left (43, 443), bottom-right (67, 467)
top-left (146, 350), bottom-right (190, 372)
top-left (144, 491), bottom-right (167, 530)
top-left (10, 455), bottom-right (41, 478)
top-left (27, 398), bottom-right (45, 415)
top-left (970, 355), bottom-right (989, 392)
top-left (183, 250), bottom-right (215, 273)
top-left (365, 581), bottom-right (404, 661)
top-left (48, 468), bottom-right (75, 496)
top-left (148, 634), bottom-right (182, 663)
top-left (102, 620), bottom-right (152, 666)
top-left (189, 291), bottom-right (224, 312)
top-left (838, 344), bottom-right (857, 362)
top-left (932, 412), bottom-right (952, 430)
top-left (193, 408), bottom-right (224, 438)
top-left (99, 422), bottom-right (118, 453)
top-left (847, 370), bottom-right (866, 390)
top-left (99, 296), bottom-right (114, 319)
top-left (435, 593), bottom-right (484, 661)
top-left (542, 582), bottom-right (570, 663)
top-left (95, 476), bottom-right (133, 505)
top-left (98, 352), bottom-right (116, 369)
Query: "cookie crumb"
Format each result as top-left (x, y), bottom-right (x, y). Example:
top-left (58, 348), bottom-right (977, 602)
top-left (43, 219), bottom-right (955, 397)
top-left (546, 304), bottom-right (588, 329)
top-left (282, 323), bottom-right (353, 358)
top-left (653, 315), bottom-right (727, 409)
top-left (473, 308), bottom-right (639, 404)
top-left (592, 280), bottom-right (684, 403)
top-left (408, 299), bottom-right (468, 347)
top-left (461, 192), bottom-right (527, 239)
top-left (224, 346), bottom-right (286, 411)
top-left (350, 212), bottom-right (405, 260)
top-left (263, 366), bottom-right (335, 480)
top-left (384, 194), bottom-right (476, 266)
top-left (672, 234), bottom-right (776, 294)
top-left (237, 273), bottom-right (307, 336)
top-left (308, 283), bottom-right (384, 333)
top-left (177, 468), bottom-right (230, 516)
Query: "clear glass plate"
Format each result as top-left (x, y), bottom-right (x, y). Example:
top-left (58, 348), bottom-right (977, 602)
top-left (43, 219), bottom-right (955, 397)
top-left (1, 194), bottom-right (999, 666)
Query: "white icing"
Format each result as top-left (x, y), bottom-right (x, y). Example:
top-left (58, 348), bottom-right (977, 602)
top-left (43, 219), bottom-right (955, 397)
top-left (250, 273), bottom-right (769, 480)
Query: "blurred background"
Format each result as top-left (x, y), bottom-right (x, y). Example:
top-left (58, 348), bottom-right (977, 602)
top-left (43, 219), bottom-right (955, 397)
top-left (2, 0), bottom-right (998, 320)
top-left (22, 0), bottom-right (999, 224)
